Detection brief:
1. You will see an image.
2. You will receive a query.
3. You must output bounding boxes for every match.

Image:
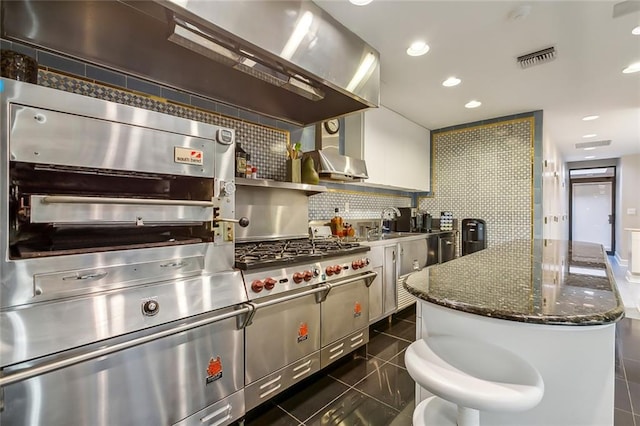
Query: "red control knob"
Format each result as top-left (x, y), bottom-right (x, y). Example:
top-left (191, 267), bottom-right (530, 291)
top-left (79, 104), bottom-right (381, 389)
top-left (334, 265), bottom-right (342, 274)
top-left (251, 280), bottom-right (264, 293)
top-left (293, 272), bottom-right (304, 284)
top-left (303, 270), bottom-right (313, 281)
top-left (326, 266), bottom-right (335, 276)
top-left (264, 277), bottom-right (277, 290)
top-left (352, 261), bottom-right (360, 270)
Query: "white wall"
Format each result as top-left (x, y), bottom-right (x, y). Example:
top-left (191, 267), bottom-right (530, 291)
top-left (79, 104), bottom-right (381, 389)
top-left (542, 135), bottom-right (569, 240)
top-left (617, 154), bottom-right (640, 263)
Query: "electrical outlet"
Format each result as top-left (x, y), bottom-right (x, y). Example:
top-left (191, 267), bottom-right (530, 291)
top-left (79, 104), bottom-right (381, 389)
top-left (344, 202), bottom-right (350, 213)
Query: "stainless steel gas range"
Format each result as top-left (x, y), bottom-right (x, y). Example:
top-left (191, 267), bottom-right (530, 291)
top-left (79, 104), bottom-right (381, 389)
top-left (235, 231), bottom-right (375, 411)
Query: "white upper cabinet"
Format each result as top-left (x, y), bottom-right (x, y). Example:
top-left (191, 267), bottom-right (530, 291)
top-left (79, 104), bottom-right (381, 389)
top-left (361, 106), bottom-right (430, 191)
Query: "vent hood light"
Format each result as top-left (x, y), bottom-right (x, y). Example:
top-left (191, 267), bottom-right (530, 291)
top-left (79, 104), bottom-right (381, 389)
top-left (465, 100), bottom-right (482, 108)
top-left (350, 0), bottom-right (373, 5)
top-left (582, 115), bottom-right (599, 121)
top-left (280, 11), bottom-right (314, 60)
top-left (623, 62), bottom-right (640, 73)
top-left (407, 41), bottom-right (430, 56)
top-left (633, 26), bottom-right (640, 35)
top-left (582, 134), bottom-right (597, 138)
top-left (346, 52), bottom-right (377, 92)
top-left (585, 155), bottom-right (596, 159)
top-left (442, 77), bottom-right (461, 87)
top-left (584, 147), bottom-right (596, 151)
top-left (169, 18), bottom-right (325, 102)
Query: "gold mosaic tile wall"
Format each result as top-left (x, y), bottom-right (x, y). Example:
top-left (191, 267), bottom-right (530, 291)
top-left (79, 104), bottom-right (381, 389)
top-left (420, 117), bottom-right (536, 248)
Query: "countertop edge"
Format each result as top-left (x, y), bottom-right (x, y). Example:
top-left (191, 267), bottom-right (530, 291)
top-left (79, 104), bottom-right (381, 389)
top-left (403, 277), bottom-right (625, 326)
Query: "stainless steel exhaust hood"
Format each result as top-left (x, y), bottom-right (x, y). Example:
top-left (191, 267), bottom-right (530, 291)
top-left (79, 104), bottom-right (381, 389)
top-left (1, 0), bottom-right (380, 126)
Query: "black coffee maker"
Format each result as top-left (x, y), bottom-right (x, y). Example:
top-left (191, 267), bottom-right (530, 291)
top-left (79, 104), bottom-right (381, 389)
top-left (395, 208), bottom-right (415, 232)
top-left (420, 212), bottom-right (432, 232)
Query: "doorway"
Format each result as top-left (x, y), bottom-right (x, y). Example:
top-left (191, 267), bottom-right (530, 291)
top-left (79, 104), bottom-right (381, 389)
top-left (569, 167), bottom-right (616, 254)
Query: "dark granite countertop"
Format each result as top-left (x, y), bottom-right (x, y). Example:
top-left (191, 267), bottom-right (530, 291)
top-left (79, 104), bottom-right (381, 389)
top-left (403, 239), bottom-right (624, 326)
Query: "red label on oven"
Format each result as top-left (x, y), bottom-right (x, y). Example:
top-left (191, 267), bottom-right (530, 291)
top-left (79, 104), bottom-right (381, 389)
top-left (297, 322), bottom-right (309, 343)
top-left (206, 356), bottom-right (223, 384)
top-left (354, 302), bottom-right (362, 318)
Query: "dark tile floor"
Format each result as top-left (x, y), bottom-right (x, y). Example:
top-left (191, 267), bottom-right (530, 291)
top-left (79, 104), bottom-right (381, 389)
top-left (241, 305), bottom-right (640, 426)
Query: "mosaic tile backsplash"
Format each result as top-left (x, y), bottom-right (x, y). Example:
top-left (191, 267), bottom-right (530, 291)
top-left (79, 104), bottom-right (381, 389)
top-left (309, 190), bottom-right (411, 222)
top-left (420, 118), bottom-right (535, 248)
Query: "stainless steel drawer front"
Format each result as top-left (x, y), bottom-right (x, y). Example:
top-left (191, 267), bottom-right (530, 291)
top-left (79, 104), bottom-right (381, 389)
top-left (32, 255), bottom-right (204, 302)
top-left (173, 389), bottom-right (245, 426)
top-left (320, 328), bottom-right (369, 369)
top-left (244, 352), bottom-right (321, 411)
top-left (1, 312), bottom-right (245, 426)
top-left (10, 105), bottom-right (216, 177)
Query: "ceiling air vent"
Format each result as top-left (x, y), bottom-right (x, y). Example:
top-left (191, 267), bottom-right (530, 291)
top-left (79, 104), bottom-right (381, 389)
top-left (517, 46), bottom-right (557, 69)
top-left (575, 140), bottom-right (612, 149)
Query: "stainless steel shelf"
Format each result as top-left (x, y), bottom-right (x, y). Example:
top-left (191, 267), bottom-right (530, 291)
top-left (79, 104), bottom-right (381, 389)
top-left (235, 178), bottom-right (327, 195)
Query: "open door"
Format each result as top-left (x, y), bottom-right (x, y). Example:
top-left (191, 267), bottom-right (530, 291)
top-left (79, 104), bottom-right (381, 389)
top-left (569, 167), bottom-right (615, 255)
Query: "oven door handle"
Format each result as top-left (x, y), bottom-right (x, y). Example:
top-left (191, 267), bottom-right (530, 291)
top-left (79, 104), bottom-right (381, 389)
top-left (0, 306), bottom-right (250, 388)
top-left (326, 271), bottom-right (378, 289)
top-left (40, 195), bottom-right (214, 208)
top-left (251, 285), bottom-right (330, 310)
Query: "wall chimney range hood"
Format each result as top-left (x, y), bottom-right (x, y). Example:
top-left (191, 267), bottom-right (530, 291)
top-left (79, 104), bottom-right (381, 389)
top-left (1, 0), bottom-right (380, 126)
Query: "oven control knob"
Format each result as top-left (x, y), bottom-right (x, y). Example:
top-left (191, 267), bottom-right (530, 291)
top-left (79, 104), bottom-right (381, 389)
top-left (303, 270), bottom-right (313, 281)
top-left (264, 277), bottom-right (277, 290)
top-left (334, 265), bottom-right (342, 274)
top-left (251, 280), bottom-right (264, 293)
top-left (142, 300), bottom-right (160, 316)
top-left (313, 268), bottom-right (321, 277)
top-left (364, 258), bottom-right (370, 265)
top-left (325, 266), bottom-right (334, 276)
top-left (293, 272), bottom-right (304, 284)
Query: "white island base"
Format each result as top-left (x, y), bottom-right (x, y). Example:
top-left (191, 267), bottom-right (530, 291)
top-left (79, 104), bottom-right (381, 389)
top-left (415, 301), bottom-right (616, 426)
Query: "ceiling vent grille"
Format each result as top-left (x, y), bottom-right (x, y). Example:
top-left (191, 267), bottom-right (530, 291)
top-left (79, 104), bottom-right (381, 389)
top-left (517, 46), bottom-right (557, 69)
top-left (575, 140), bottom-right (612, 149)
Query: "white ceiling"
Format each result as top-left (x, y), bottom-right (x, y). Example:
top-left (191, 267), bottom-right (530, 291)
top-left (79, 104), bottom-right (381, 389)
top-left (314, 0), bottom-right (640, 162)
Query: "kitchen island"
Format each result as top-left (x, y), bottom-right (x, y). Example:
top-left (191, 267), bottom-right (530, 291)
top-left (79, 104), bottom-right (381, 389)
top-left (404, 239), bottom-right (624, 426)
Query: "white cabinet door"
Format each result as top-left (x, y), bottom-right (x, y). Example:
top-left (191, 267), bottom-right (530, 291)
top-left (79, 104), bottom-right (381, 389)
top-left (363, 106), bottom-right (430, 191)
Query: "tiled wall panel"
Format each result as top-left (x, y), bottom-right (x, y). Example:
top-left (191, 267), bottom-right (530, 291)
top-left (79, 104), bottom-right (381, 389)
top-left (420, 117), bottom-right (537, 248)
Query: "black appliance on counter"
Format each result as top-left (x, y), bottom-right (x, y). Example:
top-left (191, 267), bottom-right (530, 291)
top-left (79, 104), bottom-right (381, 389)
top-left (462, 218), bottom-right (487, 255)
top-left (395, 207), bottom-right (414, 232)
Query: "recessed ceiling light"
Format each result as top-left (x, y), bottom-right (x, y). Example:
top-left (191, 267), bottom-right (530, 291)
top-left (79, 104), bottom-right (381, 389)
top-left (584, 147), bottom-right (596, 151)
top-left (406, 41), bottom-right (430, 57)
top-left (623, 62), bottom-right (640, 74)
top-left (465, 100), bottom-right (482, 108)
top-left (350, 0), bottom-right (373, 5)
top-left (585, 155), bottom-right (596, 159)
top-left (582, 115), bottom-right (599, 121)
top-left (633, 26), bottom-right (640, 35)
top-left (442, 77), bottom-right (461, 87)
top-left (582, 134), bottom-right (597, 138)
